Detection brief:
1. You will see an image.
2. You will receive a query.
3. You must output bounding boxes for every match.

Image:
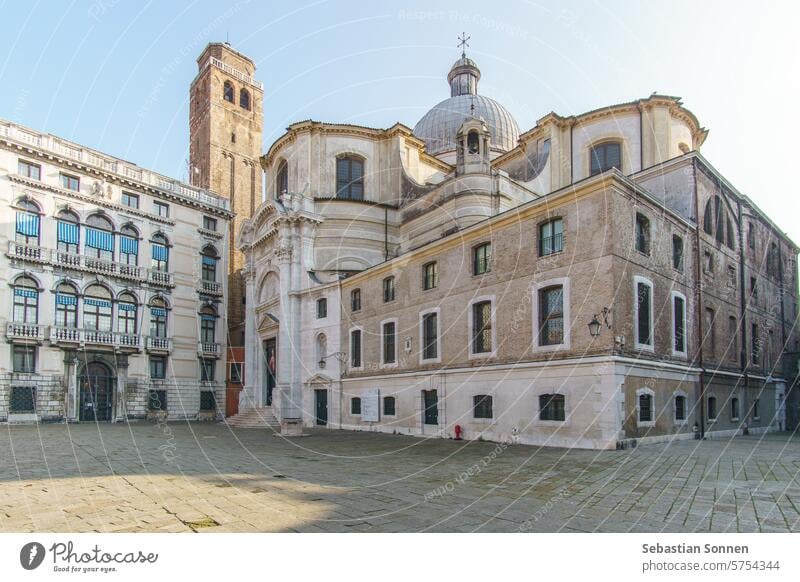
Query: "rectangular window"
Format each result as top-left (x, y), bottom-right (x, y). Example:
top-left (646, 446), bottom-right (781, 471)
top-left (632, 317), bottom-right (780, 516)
top-left (589, 142), bottom-right (621, 176)
top-left (150, 356), bottom-right (167, 379)
top-left (18, 160), bottom-right (41, 180)
top-left (148, 389), bottom-right (167, 411)
top-left (60, 173), bottom-right (80, 191)
top-left (200, 358), bottom-right (215, 382)
top-left (203, 216), bottom-right (217, 231)
top-left (708, 396), bottom-right (717, 420)
top-left (121, 192), bottom-right (139, 209)
top-left (704, 250), bottom-right (714, 274)
top-left (705, 308), bottom-right (716, 355)
top-left (316, 298), bottom-right (327, 319)
top-left (728, 316), bottom-right (738, 363)
top-left (539, 218), bottom-right (563, 256)
top-left (675, 395), bottom-right (686, 421)
top-left (351, 289), bottom-right (361, 312)
top-left (350, 330), bottom-right (362, 368)
top-left (539, 394), bottom-right (565, 421)
top-left (383, 277), bottom-right (395, 303)
top-left (751, 323), bottom-right (759, 364)
top-left (473, 243), bottom-right (491, 275)
top-left (154, 201), bottom-right (170, 217)
top-left (382, 321), bottom-right (396, 364)
top-left (635, 213), bottom-right (650, 255)
top-left (473, 395), bottom-right (493, 419)
top-left (336, 157), bottom-right (364, 200)
top-left (383, 396), bottom-right (396, 416)
top-left (423, 262), bottom-right (438, 290)
top-left (351, 397), bottom-right (361, 415)
top-left (10, 386), bottom-right (36, 412)
top-left (472, 301), bottom-right (492, 354)
top-left (422, 312), bottom-right (438, 360)
top-left (636, 281), bottom-right (652, 347)
top-left (731, 397), bottom-right (739, 420)
top-left (229, 362), bottom-right (243, 384)
top-left (638, 393), bottom-right (653, 422)
top-left (750, 276), bottom-right (758, 302)
top-left (673, 295), bottom-right (686, 354)
top-left (200, 391), bottom-right (216, 411)
top-left (539, 286), bottom-right (564, 346)
top-left (672, 235), bottom-right (684, 271)
top-left (753, 398), bottom-right (760, 420)
top-left (12, 345), bottom-right (36, 373)
top-left (748, 222), bottom-right (755, 250)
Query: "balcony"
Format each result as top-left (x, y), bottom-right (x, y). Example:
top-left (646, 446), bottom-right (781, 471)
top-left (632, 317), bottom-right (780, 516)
top-left (146, 336), bottom-right (172, 353)
top-left (198, 341), bottom-right (222, 358)
top-left (6, 323), bottom-right (46, 343)
top-left (6, 242), bottom-right (174, 288)
top-left (49, 327), bottom-right (143, 351)
top-left (198, 279), bottom-right (223, 296)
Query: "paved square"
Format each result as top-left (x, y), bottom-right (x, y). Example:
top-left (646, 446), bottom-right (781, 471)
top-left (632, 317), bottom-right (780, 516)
top-left (0, 423), bottom-right (798, 532)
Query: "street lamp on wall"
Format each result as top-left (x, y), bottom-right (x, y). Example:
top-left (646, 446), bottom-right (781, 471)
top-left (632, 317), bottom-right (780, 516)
top-left (318, 351), bottom-right (346, 369)
top-left (588, 307), bottom-right (612, 338)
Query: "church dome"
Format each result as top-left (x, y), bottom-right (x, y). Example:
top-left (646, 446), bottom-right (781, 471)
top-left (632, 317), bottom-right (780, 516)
top-left (413, 54), bottom-right (520, 157)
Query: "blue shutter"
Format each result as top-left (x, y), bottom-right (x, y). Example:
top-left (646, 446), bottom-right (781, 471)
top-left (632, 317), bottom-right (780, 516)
top-left (14, 288), bottom-right (37, 298)
top-left (200, 314), bottom-right (216, 321)
top-left (120, 236), bottom-right (138, 255)
top-left (202, 256), bottom-right (216, 266)
top-left (85, 298), bottom-right (111, 308)
top-left (150, 307), bottom-right (167, 317)
top-left (86, 228), bottom-right (113, 251)
top-left (16, 212), bottom-right (39, 236)
top-left (152, 245), bottom-right (168, 262)
top-left (118, 302), bottom-right (136, 312)
top-left (55, 294), bottom-right (78, 305)
top-left (57, 221), bottom-right (80, 244)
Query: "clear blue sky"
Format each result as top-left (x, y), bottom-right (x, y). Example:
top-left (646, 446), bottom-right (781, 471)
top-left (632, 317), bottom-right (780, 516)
top-left (2, 0), bottom-right (797, 242)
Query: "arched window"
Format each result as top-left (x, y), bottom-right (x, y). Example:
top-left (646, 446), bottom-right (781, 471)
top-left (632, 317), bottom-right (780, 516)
top-left (13, 276), bottom-right (39, 323)
top-left (83, 284), bottom-right (112, 331)
top-left (335, 155), bottom-right (364, 200)
top-left (201, 245), bottom-right (219, 282)
top-left (151, 233), bottom-right (169, 272)
top-left (589, 142), bottom-right (621, 176)
top-left (223, 81), bottom-right (234, 103)
top-left (85, 214), bottom-right (114, 261)
top-left (119, 224), bottom-right (139, 266)
top-left (56, 209), bottom-right (80, 254)
top-left (149, 297), bottom-right (168, 338)
top-left (467, 130), bottom-right (480, 154)
top-left (239, 88), bottom-right (250, 110)
top-left (316, 333), bottom-right (327, 368)
top-left (54, 283), bottom-right (78, 328)
top-left (15, 199), bottom-right (41, 245)
top-left (275, 159), bottom-right (288, 198)
top-left (200, 305), bottom-right (217, 344)
top-left (117, 292), bottom-right (138, 335)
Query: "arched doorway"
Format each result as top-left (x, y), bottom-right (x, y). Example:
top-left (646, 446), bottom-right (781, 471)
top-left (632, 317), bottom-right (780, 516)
top-left (78, 361), bottom-right (115, 421)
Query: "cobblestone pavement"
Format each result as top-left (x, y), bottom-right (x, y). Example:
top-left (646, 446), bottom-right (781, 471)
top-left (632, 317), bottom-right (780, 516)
top-left (0, 423), bottom-right (798, 532)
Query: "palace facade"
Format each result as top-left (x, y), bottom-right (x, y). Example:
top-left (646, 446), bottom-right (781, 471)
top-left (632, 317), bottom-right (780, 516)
top-left (238, 50), bottom-right (799, 448)
top-left (0, 120), bottom-right (232, 423)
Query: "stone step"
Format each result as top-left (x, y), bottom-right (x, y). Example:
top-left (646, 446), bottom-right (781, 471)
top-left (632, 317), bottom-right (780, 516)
top-left (224, 407), bottom-right (281, 429)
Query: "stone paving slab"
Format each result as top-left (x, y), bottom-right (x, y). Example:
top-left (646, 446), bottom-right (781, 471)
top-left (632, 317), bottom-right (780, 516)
top-left (0, 423), bottom-right (798, 532)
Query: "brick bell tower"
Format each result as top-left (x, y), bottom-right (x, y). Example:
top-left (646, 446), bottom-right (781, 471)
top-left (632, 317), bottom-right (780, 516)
top-left (189, 42), bottom-right (263, 347)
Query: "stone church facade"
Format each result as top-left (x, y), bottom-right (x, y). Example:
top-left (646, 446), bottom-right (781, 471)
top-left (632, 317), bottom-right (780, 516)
top-left (238, 49), bottom-right (798, 448)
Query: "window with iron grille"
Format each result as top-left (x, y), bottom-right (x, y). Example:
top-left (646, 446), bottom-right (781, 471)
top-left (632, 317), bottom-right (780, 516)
top-left (422, 312), bottom-right (438, 360)
top-left (383, 277), bottom-right (395, 302)
top-left (351, 397), bottom-right (361, 415)
top-left (473, 394), bottom-right (493, 419)
top-left (539, 218), bottom-right (563, 256)
top-left (12, 346), bottom-right (36, 373)
top-left (672, 234), bottom-right (684, 271)
top-left (200, 358), bottom-right (215, 382)
top-left (674, 394), bottom-right (686, 421)
top-left (589, 142), bottom-right (621, 176)
top-left (382, 321), bottom-right (396, 364)
top-left (422, 262), bottom-right (438, 290)
top-left (10, 386), bottom-right (35, 412)
top-left (336, 156), bottom-right (364, 200)
top-left (150, 356), bottom-right (167, 379)
top-left (638, 393), bottom-right (653, 422)
top-left (539, 394), bottom-right (565, 421)
top-left (18, 160), bottom-right (41, 180)
top-left (383, 396), bottom-right (396, 416)
top-left (472, 301), bottom-right (492, 353)
top-left (635, 213), bottom-right (650, 254)
top-left (350, 330), bottom-right (362, 368)
top-left (316, 298), bottom-right (327, 319)
top-left (148, 389), bottom-right (167, 411)
top-left (473, 243), bottom-right (491, 275)
top-left (200, 391), bottom-right (216, 411)
top-left (351, 289), bottom-right (361, 312)
top-left (539, 286), bottom-right (564, 346)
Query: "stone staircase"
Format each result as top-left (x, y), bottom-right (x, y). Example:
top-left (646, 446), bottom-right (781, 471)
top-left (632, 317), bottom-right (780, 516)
top-left (224, 407), bottom-right (282, 430)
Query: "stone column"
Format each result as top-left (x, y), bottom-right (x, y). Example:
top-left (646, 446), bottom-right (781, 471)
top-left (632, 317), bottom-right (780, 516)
top-left (276, 233), bottom-right (294, 418)
top-left (64, 351), bottom-right (79, 422)
top-left (241, 265), bottom-right (258, 411)
top-left (115, 354), bottom-right (129, 422)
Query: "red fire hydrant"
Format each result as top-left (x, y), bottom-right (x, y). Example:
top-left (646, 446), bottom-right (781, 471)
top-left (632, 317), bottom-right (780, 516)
top-left (454, 424), bottom-right (463, 440)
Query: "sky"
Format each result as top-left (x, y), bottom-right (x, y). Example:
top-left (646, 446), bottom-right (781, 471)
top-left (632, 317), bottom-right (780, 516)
top-left (1, 0), bottom-right (798, 242)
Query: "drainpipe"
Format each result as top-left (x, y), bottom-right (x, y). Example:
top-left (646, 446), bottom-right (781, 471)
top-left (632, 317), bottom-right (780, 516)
top-left (638, 104), bottom-right (644, 171)
top-left (691, 158), bottom-right (706, 438)
top-left (569, 122), bottom-right (574, 184)
top-left (384, 206), bottom-right (389, 262)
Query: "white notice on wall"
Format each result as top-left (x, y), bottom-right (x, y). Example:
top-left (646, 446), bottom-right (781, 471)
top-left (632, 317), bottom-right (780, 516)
top-left (362, 388), bottom-right (380, 422)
